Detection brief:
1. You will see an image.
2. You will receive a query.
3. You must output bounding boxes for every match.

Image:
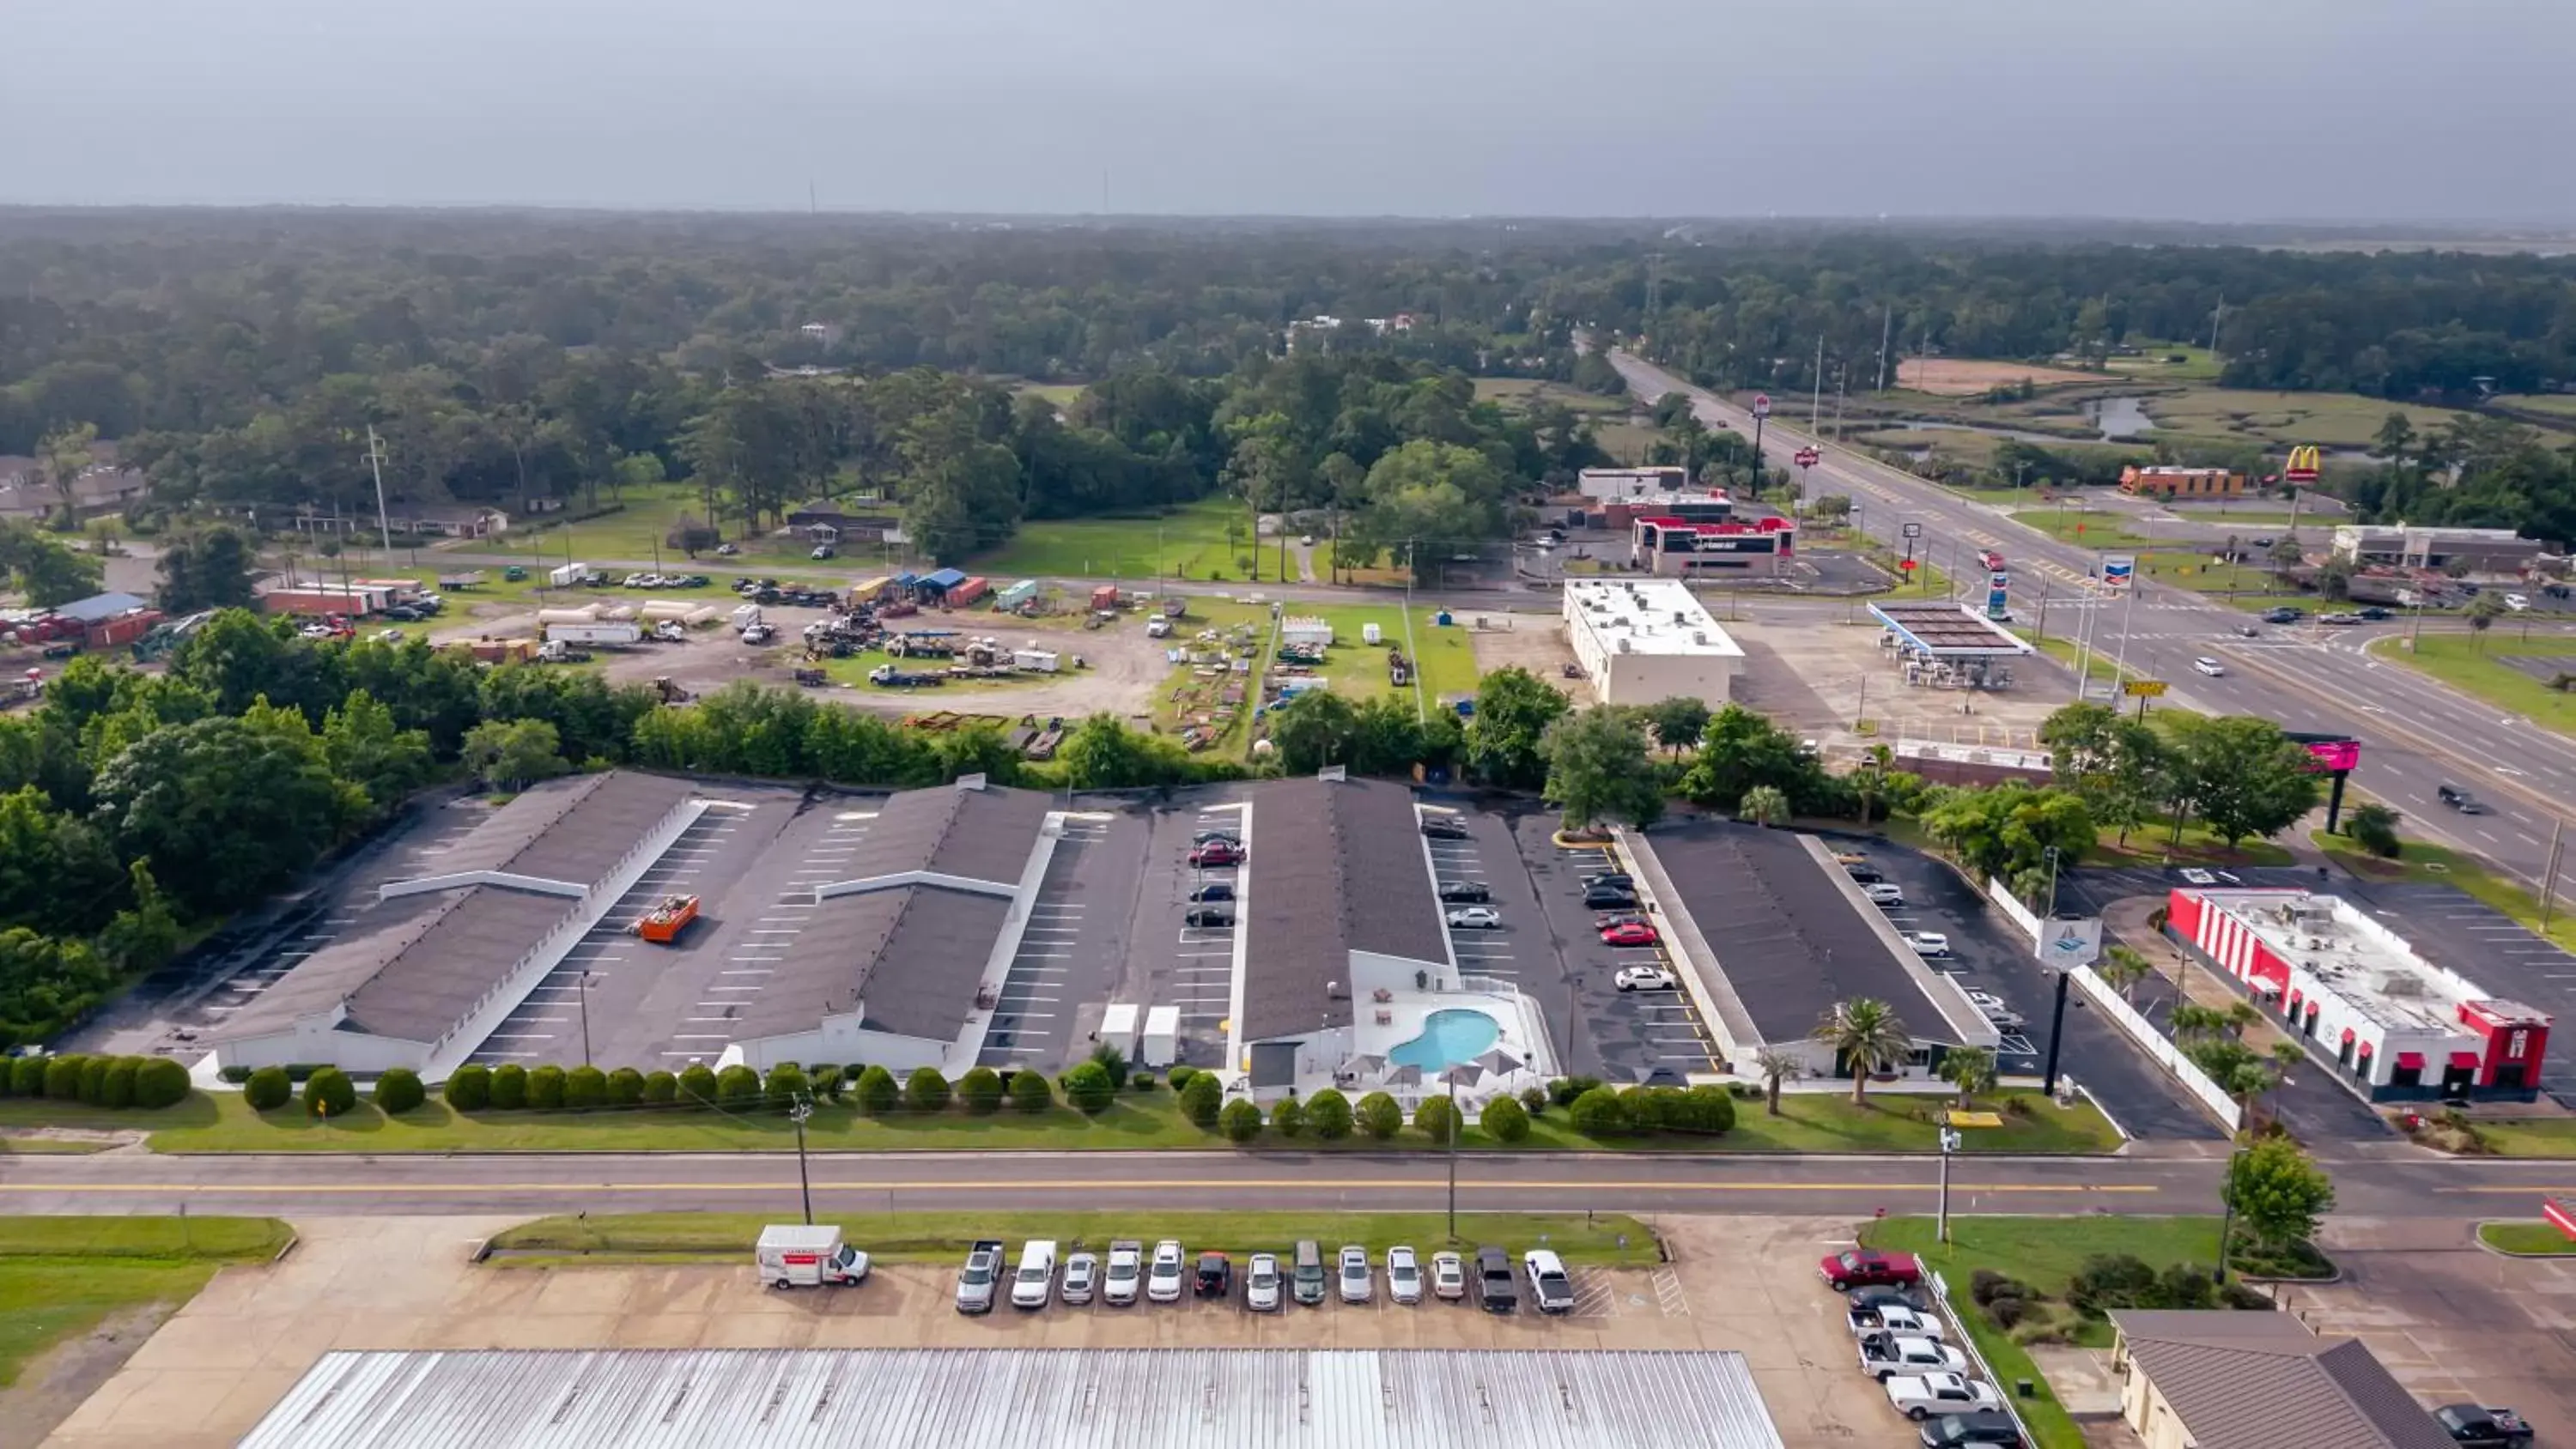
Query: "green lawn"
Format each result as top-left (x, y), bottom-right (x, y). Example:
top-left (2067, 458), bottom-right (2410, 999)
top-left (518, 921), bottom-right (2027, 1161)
top-left (2470, 1121), bottom-right (2576, 1161)
top-left (0, 1216), bottom-right (290, 1389)
top-left (490, 1210), bottom-right (1661, 1265)
top-left (2092, 816), bottom-right (2294, 868)
top-left (1012, 381), bottom-right (1087, 409)
top-left (2104, 342), bottom-right (2224, 383)
top-left (2500, 393), bottom-right (2576, 420)
top-left (2372, 632), bottom-right (2576, 738)
top-left (0, 1085), bottom-right (2117, 1156)
top-left (1473, 377), bottom-right (1631, 414)
top-left (971, 496), bottom-right (1256, 581)
top-left (1861, 1216), bottom-right (2226, 1449)
top-left (2140, 388), bottom-right (2468, 450)
top-left (2480, 1221), bottom-right (2576, 1252)
top-left (2312, 830), bottom-right (2576, 955)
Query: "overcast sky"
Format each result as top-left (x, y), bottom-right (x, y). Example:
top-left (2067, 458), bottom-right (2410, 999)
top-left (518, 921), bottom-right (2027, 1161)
top-left (5, 0), bottom-right (2568, 221)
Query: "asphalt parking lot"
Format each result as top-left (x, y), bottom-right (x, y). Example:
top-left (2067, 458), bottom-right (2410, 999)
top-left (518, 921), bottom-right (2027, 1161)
top-left (1507, 809), bottom-right (1721, 1082)
top-left (1112, 786), bottom-right (1257, 1069)
top-left (1850, 842), bottom-right (2221, 1141)
top-left (975, 806), bottom-right (1141, 1071)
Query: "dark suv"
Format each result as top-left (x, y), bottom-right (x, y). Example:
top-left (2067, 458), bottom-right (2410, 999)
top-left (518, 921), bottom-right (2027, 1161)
top-left (1193, 1252), bottom-right (1232, 1299)
top-left (1918, 1410), bottom-right (2026, 1448)
top-left (1437, 881), bottom-right (1490, 904)
top-left (1476, 1246), bottom-right (1516, 1313)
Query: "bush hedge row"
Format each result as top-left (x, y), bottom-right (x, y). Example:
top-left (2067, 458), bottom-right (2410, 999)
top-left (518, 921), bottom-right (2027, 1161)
top-left (0, 1052), bottom-right (191, 1109)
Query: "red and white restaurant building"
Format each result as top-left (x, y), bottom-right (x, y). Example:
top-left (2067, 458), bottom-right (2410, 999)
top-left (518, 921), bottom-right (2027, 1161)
top-left (2168, 888), bottom-right (2549, 1103)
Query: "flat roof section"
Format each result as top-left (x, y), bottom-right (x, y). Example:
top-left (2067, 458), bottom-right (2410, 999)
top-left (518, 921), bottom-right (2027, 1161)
top-left (1242, 776), bottom-right (1449, 1041)
top-left (1868, 601), bottom-right (2035, 658)
top-left (1563, 579), bottom-right (1745, 658)
top-left (1642, 822), bottom-right (1977, 1047)
top-left (427, 771), bottom-right (696, 886)
top-left (245, 1348), bottom-right (1789, 1449)
top-left (2191, 889), bottom-right (2512, 1035)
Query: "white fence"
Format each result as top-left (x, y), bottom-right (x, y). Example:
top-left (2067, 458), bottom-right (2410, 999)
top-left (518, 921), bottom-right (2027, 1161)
top-left (2064, 963), bottom-right (2244, 1131)
top-left (1985, 875), bottom-right (2044, 945)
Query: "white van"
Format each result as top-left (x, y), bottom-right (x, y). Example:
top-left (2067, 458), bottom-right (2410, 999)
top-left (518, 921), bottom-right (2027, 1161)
top-left (755, 1224), bottom-right (869, 1289)
top-left (1011, 1240), bottom-right (1058, 1310)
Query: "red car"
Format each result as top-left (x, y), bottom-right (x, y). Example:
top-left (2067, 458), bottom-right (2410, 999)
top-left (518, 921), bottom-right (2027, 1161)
top-left (1820, 1249), bottom-right (1921, 1292)
top-left (1188, 841), bottom-right (1242, 867)
top-left (1600, 921), bottom-right (1660, 948)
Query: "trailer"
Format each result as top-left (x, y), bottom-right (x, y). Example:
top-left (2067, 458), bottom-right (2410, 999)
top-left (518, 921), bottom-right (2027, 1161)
top-left (546, 621), bottom-right (644, 647)
top-left (548, 562), bottom-right (588, 588)
top-left (450, 637), bottom-right (538, 665)
top-left (869, 664), bottom-right (946, 688)
top-left (632, 894), bottom-right (700, 943)
top-left (1012, 647), bottom-right (1060, 673)
top-left (1090, 585), bottom-right (1122, 613)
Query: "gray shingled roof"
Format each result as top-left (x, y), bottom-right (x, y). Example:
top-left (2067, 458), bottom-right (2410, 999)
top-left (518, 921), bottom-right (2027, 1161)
top-left (212, 773), bottom-right (696, 1047)
top-left (2114, 1311), bottom-right (2453, 1449)
top-left (733, 784), bottom-right (1052, 1046)
top-left (1642, 822), bottom-right (1969, 1046)
top-left (1241, 776), bottom-right (1447, 1042)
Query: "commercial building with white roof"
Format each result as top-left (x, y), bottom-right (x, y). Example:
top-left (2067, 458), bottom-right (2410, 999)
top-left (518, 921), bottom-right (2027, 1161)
top-left (1560, 578), bottom-right (1744, 707)
top-left (2168, 887), bottom-right (2551, 1102)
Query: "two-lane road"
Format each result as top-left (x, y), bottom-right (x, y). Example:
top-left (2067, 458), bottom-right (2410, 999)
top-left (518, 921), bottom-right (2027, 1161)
top-left (1611, 351), bottom-right (2576, 890)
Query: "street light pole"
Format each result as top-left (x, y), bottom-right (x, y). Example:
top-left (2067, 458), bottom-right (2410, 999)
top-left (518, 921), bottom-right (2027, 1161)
top-left (1445, 1075), bottom-right (1460, 1242)
top-left (578, 971), bottom-right (594, 1068)
top-left (1936, 1125), bottom-right (1962, 1244)
top-left (791, 1095), bottom-right (815, 1225)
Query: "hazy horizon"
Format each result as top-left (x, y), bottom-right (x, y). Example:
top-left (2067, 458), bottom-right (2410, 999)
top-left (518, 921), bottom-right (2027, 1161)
top-left (7, 0), bottom-right (2570, 221)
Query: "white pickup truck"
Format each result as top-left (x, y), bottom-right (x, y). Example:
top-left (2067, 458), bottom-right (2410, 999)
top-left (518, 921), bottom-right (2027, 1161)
top-left (1883, 1371), bottom-right (2003, 1421)
top-left (1856, 1331), bottom-right (1968, 1382)
top-left (1103, 1239), bottom-right (1145, 1307)
top-left (1846, 1301), bottom-right (1947, 1340)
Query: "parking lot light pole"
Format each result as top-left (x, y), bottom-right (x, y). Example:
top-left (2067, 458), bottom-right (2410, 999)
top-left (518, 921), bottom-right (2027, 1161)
top-left (1445, 1076), bottom-right (1461, 1243)
top-left (790, 1095), bottom-right (815, 1225)
top-left (578, 971), bottom-right (594, 1068)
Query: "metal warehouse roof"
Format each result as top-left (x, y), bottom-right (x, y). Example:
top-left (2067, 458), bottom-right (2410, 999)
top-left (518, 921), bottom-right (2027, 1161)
top-left (243, 1348), bottom-right (1786, 1449)
top-left (1242, 776), bottom-right (1449, 1041)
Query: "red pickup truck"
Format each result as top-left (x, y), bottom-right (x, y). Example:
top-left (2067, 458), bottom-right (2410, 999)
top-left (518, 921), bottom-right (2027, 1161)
top-left (1820, 1248), bottom-right (1922, 1291)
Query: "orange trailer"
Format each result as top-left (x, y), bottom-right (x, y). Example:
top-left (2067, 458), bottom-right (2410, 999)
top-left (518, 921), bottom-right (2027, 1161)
top-left (633, 894), bottom-right (700, 943)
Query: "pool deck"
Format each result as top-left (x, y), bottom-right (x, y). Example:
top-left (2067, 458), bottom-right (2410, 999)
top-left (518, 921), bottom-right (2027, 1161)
top-left (1340, 990), bottom-right (1556, 1108)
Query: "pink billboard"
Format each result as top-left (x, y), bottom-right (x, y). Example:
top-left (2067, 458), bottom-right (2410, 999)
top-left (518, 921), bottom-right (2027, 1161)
top-left (2304, 740), bottom-right (2360, 772)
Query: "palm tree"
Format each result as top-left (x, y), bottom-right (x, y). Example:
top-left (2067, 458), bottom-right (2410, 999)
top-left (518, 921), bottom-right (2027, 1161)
top-left (1738, 785), bottom-right (1791, 828)
top-left (2465, 592), bottom-right (2506, 653)
top-left (2259, 1040), bottom-right (2307, 1125)
top-left (1939, 1046), bottom-right (1997, 1109)
top-left (2223, 1001), bottom-right (2263, 1039)
top-left (2099, 945), bottom-right (2155, 1006)
top-left (1752, 1048), bottom-right (1804, 1117)
top-left (2168, 1001), bottom-right (2231, 1043)
top-left (1813, 997), bottom-right (1914, 1106)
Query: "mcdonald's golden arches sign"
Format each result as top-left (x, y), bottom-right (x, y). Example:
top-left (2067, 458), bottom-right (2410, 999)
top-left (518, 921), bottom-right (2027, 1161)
top-left (2283, 444), bottom-right (2321, 482)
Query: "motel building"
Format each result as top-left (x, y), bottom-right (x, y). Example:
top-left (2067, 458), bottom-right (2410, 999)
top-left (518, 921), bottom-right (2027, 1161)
top-left (2168, 888), bottom-right (2549, 1103)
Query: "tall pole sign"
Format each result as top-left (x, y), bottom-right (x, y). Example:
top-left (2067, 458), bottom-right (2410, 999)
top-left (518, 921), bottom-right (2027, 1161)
top-left (1749, 393), bottom-right (1771, 498)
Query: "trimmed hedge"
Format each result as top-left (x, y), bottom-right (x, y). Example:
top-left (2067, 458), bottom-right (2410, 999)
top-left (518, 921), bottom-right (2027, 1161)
top-left (565, 1064), bottom-right (609, 1110)
top-left (1480, 1094), bottom-right (1531, 1143)
top-left (1177, 1071), bottom-right (1222, 1129)
top-left (1219, 1098), bottom-right (1263, 1143)
top-left (489, 1064), bottom-right (528, 1110)
top-left (374, 1067), bottom-right (426, 1115)
top-left (1007, 1068), bottom-right (1053, 1113)
top-left (1060, 1061), bottom-right (1114, 1114)
top-left (1355, 1090), bottom-right (1403, 1141)
top-left (764, 1063), bottom-right (809, 1106)
top-left (527, 1064), bottom-right (567, 1110)
top-left (641, 1069), bottom-right (677, 1105)
top-left (1268, 1095), bottom-right (1306, 1137)
top-left (444, 1064), bottom-right (491, 1111)
top-left (1305, 1088), bottom-right (1352, 1140)
top-left (100, 1058), bottom-right (138, 1109)
top-left (854, 1064), bottom-right (899, 1115)
top-left (1569, 1086), bottom-right (1630, 1137)
top-left (302, 1066), bottom-right (357, 1118)
top-left (606, 1067), bottom-right (646, 1106)
top-left (715, 1064), bottom-right (762, 1103)
top-left (1413, 1094), bottom-right (1457, 1143)
top-left (957, 1066), bottom-right (1005, 1115)
top-left (134, 1057), bottom-right (191, 1109)
top-left (904, 1067), bottom-right (951, 1113)
top-left (244, 1064), bottom-right (292, 1111)
top-left (677, 1063), bottom-right (718, 1104)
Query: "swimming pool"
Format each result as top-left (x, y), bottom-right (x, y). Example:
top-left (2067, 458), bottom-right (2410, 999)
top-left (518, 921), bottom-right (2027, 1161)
top-left (1388, 1009), bottom-right (1501, 1071)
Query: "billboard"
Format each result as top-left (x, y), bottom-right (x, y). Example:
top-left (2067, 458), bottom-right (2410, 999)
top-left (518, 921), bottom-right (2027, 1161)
top-left (2303, 740), bottom-right (2360, 773)
top-left (2101, 555), bottom-right (2136, 591)
top-left (2038, 916), bottom-right (2104, 968)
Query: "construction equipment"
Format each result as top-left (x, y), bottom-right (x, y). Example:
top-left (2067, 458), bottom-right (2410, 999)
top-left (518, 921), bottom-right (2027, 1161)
top-left (652, 676), bottom-right (693, 704)
top-left (632, 894), bottom-right (700, 944)
top-left (1388, 649), bottom-right (1413, 687)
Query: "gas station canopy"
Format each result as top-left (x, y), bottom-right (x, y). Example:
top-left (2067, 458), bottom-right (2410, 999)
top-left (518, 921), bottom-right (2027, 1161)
top-left (1868, 602), bottom-right (2035, 659)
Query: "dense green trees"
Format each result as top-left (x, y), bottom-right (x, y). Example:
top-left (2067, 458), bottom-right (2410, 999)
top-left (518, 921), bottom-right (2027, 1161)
top-left (1540, 706), bottom-right (1663, 830)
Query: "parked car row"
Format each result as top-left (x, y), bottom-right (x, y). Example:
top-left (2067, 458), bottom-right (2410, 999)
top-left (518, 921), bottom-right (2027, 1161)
top-left (1816, 1249), bottom-right (2025, 1447)
top-left (957, 1238), bottom-right (1576, 1317)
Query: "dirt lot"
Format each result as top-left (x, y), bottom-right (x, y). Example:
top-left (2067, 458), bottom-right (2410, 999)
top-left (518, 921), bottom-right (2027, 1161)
top-left (1897, 358), bottom-right (2110, 396)
top-left (1725, 615), bottom-right (2066, 761)
top-left (1467, 615), bottom-right (1581, 696)
top-left (48, 1215), bottom-right (1913, 1449)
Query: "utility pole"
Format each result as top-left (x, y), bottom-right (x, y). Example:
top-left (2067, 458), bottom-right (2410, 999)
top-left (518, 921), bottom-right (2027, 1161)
top-left (2543, 818), bottom-right (2567, 933)
top-left (1643, 253), bottom-right (1663, 342)
top-left (1832, 365), bottom-right (1847, 441)
top-left (1876, 305), bottom-right (1893, 393)
top-left (2208, 294), bottom-right (2227, 354)
top-left (1935, 1124), bottom-right (1961, 1244)
top-left (1445, 1072), bottom-right (1461, 1241)
top-left (363, 426), bottom-right (394, 559)
top-left (1810, 334), bottom-right (1825, 431)
top-left (791, 1095), bottom-right (816, 1225)
top-left (578, 971), bottom-right (594, 1068)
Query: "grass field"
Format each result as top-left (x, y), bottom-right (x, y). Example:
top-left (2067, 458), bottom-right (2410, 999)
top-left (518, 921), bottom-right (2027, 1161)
top-left (0, 1216), bottom-right (291, 1389)
top-left (2104, 342), bottom-right (2224, 383)
top-left (1897, 358), bottom-right (2109, 395)
top-left (489, 1210), bottom-right (1661, 1265)
top-left (2312, 830), bottom-right (2576, 954)
top-left (1012, 382), bottom-right (1087, 409)
top-left (2469, 1122), bottom-right (2576, 1162)
top-left (971, 496), bottom-right (1257, 581)
top-left (2142, 389), bottom-right (2468, 449)
top-left (2478, 1220), bottom-right (2576, 1251)
top-left (2372, 632), bottom-right (2576, 737)
top-left (0, 1086), bottom-right (2115, 1156)
top-left (1861, 1216), bottom-right (2225, 1449)
top-left (2500, 393), bottom-right (2576, 420)
top-left (1472, 377), bottom-right (1631, 414)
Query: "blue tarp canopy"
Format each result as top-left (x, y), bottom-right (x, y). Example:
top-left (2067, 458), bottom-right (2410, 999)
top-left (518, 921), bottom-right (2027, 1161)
top-left (920, 567), bottom-right (969, 590)
top-left (55, 591), bottom-right (149, 623)
top-left (892, 572), bottom-right (920, 586)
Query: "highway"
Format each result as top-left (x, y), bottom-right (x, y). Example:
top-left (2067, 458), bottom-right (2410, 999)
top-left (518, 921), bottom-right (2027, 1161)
top-left (1610, 350), bottom-right (2576, 894)
top-left (0, 1146), bottom-right (2566, 1222)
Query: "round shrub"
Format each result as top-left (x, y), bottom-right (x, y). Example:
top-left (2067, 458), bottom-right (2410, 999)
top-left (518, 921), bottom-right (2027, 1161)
top-left (854, 1064), bottom-right (899, 1115)
top-left (641, 1069), bottom-right (677, 1105)
top-left (133, 1057), bottom-right (191, 1110)
top-left (1305, 1088), bottom-right (1353, 1140)
top-left (489, 1064), bottom-right (529, 1109)
top-left (302, 1066), bottom-right (357, 1118)
top-left (1269, 1096), bottom-right (1306, 1137)
top-left (1008, 1069), bottom-right (1054, 1113)
top-left (1129, 1072), bottom-right (1157, 1092)
top-left (1355, 1091), bottom-right (1403, 1141)
top-left (764, 1063), bottom-right (811, 1106)
top-left (1519, 1086), bottom-right (1547, 1117)
top-left (527, 1064), bottom-right (567, 1110)
top-left (714, 1064), bottom-right (762, 1103)
top-left (444, 1064), bottom-right (491, 1111)
top-left (101, 1057), bottom-right (139, 1109)
top-left (1681, 1084), bottom-right (1737, 1136)
top-left (677, 1063), bottom-right (718, 1104)
top-left (76, 1055), bottom-right (109, 1104)
top-left (808, 1064), bottom-right (844, 1101)
top-left (1177, 1071), bottom-right (1223, 1129)
top-left (1548, 1075), bottom-right (1601, 1108)
top-left (565, 1065), bottom-right (609, 1110)
top-left (243, 1064), bottom-right (292, 1112)
top-left (39, 1053), bottom-right (86, 1100)
top-left (1619, 1085), bottom-right (1668, 1132)
top-left (1413, 1094), bottom-right (1458, 1143)
top-left (10, 1057), bottom-right (42, 1098)
top-left (957, 1066), bottom-right (1005, 1115)
top-left (1480, 1094), bottom-right (1532, 1143)
top-left (1167, 1064), bottom-right (1199, 1090)
top-left (1219, 1098), bottom-right (1264, 1143)
top-left (1569, 1086), bottom-right (1631, 1137)
top-left (605, 1066), bottom-right (645, 1106)
top-left (1088, 1043), bottom-right (1130, 1090)
top-left (374, 1067), bottom-right (425, 1115)
top-left (904, 1067), bottom-right (951, 1113)
top-left (1060, 1060), bottom-right (1115, 1114)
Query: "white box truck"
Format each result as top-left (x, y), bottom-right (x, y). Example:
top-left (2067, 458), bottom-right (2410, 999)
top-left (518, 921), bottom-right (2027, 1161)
top-left (756, 1224), bottom-right (869, 1288)
top-left (545, 621), bottom-right (644, 647)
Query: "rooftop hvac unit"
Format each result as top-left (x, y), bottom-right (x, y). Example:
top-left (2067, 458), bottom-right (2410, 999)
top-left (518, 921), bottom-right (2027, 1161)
top-left (1692, 632), bottom-right (1707, 645)
top-left (2381, 973), bottom-right (2427, 997)
top-left (1617, 638), bottom-right (1632, 652)
top-left (1674, 610), bottom-right (1687, 624)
